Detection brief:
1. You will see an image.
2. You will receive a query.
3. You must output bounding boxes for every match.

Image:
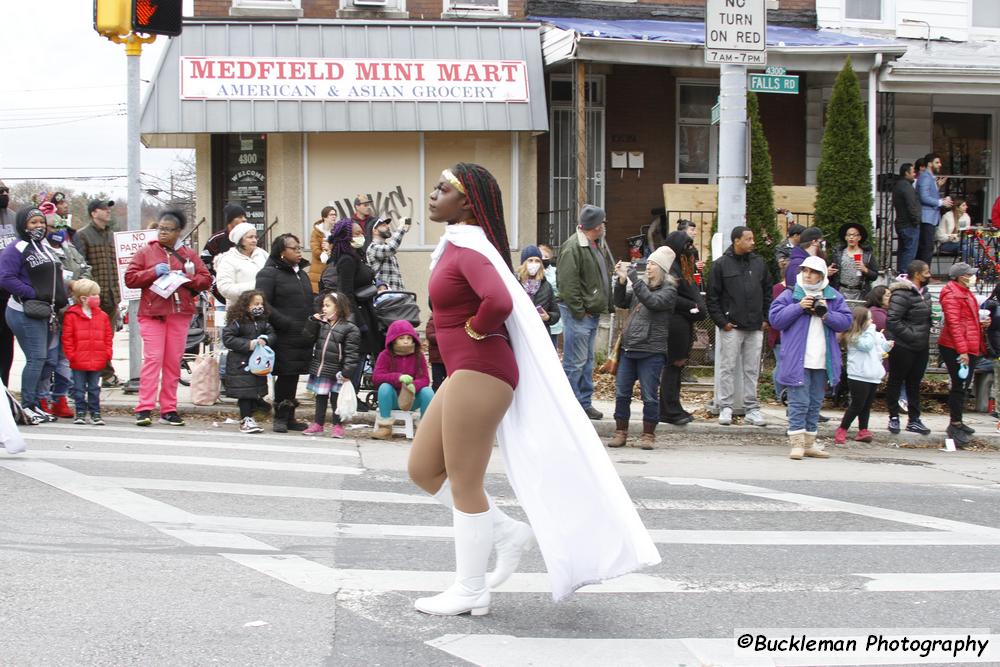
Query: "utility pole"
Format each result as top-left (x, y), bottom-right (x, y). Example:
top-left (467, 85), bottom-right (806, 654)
top-left (705, 0), bottom-right (766, 415)
top-left (94, 0), bottom-right (182, 393)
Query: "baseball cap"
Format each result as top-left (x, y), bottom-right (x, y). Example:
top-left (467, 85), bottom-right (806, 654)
top-left (787, 224), bottom-right (806, 237)
top-left (948, 262), bottom-right (978, 279)
top-left (87, 199), bottom-right (114, 215)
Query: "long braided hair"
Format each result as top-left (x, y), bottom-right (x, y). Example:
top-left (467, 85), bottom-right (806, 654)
top-left (452, 162), bottom-right (513, 272)
top-left (327, 218), bottom-right (357, 261)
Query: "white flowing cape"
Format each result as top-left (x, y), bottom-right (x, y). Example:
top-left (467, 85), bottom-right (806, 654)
top-left (430, 225), bottom-right (661, 601)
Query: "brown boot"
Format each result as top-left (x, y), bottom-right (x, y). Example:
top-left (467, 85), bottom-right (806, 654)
top-left (803, 432), bottom-right (830, 458)
top-left (608, 419), bottom-right (628, 448)
top-left (788, 432), bottom-right (805, 460)
top-left (639, 421), bottom-right (656, 450)
top-left (371, 416), bottom-right (395, 440)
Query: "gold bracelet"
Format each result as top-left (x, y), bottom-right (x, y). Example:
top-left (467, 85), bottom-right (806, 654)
top-left (464, 317), bottom-right (487, 340)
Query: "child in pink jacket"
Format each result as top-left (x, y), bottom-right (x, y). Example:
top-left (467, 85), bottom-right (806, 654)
top-left (371, 319), bottom-right (433, 439)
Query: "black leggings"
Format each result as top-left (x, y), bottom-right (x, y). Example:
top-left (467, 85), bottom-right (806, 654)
top-left (840, 379), bottom-right (878, 430)
top-left (939, 346), bottom-right (977, 424)
top-left (238, 398), bottom-right (256, 419)
top-left (314, 392), bottom-right (341, 426)
top-left (274, 374), bottom-right (299, 404)
top-left (886, 346), bottom-right (929, 420)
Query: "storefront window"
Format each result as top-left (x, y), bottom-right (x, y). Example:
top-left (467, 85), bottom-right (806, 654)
top-left (845, 0), bottom-right (881, 21)
top-left (933, 112), bottom-right (993, 226)
top-left (677, 82), bottom-right (719, 184)
top-left (972, 0), bottom-right (1000, 28)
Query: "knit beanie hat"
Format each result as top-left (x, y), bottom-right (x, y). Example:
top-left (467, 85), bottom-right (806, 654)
top-left (229, 222), bottom-right (256, 245)
top-left (647, 245), bottom-right (676, 274)
top-left (223, 204), bottom-right (247, 225)
top-left (520, 245), bottom-right (542, 263)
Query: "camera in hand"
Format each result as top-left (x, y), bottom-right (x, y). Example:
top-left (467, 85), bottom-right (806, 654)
top-left (808, 297), bottom-right (828, 317)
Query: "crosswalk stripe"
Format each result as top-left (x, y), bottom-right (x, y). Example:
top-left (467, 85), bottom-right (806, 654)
top-left (426, 633), bottom-right (1000, 666)
top-left (158, 514), bottom-right (1000, 545)
top-left (651, 477), bottom-right (1000, 537)
top-left (90, 477), bottom-right (832, 511)
top-left (24, 450), bottom-right (363, 475)
top-left (859, 572), bottom-right (1000, 591)
top-left (21, 432), bottom-right (359, 458)
top-left (99, 477), bottom-right (437, 504)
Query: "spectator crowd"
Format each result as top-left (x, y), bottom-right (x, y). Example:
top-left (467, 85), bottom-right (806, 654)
top-left (0, 171), bottom-right (994, 452)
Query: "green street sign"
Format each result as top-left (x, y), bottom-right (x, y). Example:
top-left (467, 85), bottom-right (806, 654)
top-left (748, 73), bottom-right (799, 94)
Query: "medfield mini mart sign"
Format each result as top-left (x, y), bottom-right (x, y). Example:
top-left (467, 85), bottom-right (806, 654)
top-left (179, 57), bottom-right (530, 103)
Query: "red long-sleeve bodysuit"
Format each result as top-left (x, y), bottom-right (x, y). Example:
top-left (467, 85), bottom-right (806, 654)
top-left (428, 244), bottom-right (519, 390)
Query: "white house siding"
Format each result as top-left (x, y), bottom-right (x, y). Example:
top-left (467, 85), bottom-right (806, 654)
top-left (892, 94), bottom-right (933, 173)
top-left (815, 0), bottom-right (842, 29)
top-left (818, 0), bottom-right (970, 42)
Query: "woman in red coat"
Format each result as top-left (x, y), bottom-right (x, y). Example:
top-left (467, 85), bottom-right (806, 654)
top-left (124, 210), bottom-right (212, 426)
top-left (938, 262), bottom-right (987, 445)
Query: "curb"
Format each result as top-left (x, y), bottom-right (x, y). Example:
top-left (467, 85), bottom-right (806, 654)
top-left (94, 394), bottom-right (1000, 447)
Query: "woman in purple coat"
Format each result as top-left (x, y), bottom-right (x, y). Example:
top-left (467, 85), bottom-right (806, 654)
top-left (769, 255), bottom-right (852, 460)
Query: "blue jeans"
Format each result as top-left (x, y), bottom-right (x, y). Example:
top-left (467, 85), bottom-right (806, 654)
top-left (560, 305), bottom-right (600, 408)
top-left (377, 382), bottom-right (434, 419)
top-left (5, 308), bottom-right (51, 409)
top-left (896, 225), bottom-right (919, 274)
top-left (40, 335), bottom-right (72, 400)
top-left (773, 343), bottom-right (786, 400)
top-left (787, 368), bottom-right (828, 434)
top-left (72, 370), bottom-right (101, 416)
top-left (614, 352), bottom-right (665, 423)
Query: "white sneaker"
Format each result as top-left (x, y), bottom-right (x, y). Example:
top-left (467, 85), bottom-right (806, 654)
top-left (240, 417), bottom-right (263, 434)
top-left (718, 407), bottom-right (733, 425)
top-left (745, 409), bottom-right (767, 427)
top-left (898, 398), bottom-right (908, 413)
top-left (21, 407), bottom-right (45, 426)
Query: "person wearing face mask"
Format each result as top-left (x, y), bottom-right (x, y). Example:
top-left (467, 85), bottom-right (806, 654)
top-left (0, 207), bottom-right (69, 424)
top-left (516, 246), bottom-right (559, 336)
top-left (328, 218), bottom-right (380, 392)
top-left (938, 263), bottom-right (987, 446)
top-left (366, 215), bottom-right (413, 292)
top-left (537, 244), bottom-right (563, 347)
top-left (124, 210), bottom-right (213, 427)
top-left (0, 181), bottom-right (18, 387)
top-left (60, 279), bottom-right (113, 425)
top-left (884, 260), bottom-right (933, 436)
top-left (35, 203), bottom-right (91, 420)
top-left (75, 199), bottom-right (121, 386)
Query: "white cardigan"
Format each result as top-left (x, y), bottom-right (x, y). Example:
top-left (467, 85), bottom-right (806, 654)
top-left (214, 246), bottom-right (268, 303)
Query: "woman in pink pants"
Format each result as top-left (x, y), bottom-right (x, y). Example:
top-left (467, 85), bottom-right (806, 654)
top-left (124, 210), bottom-right (212, 426)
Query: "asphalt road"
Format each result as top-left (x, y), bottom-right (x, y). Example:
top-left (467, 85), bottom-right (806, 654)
top-left (1, 419), bottom-right (999, 666)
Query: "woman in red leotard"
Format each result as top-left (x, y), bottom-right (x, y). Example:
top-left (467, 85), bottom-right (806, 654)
top-left (409, 163), bottom-right (661, 616)
top-left (408, 163), bottom-right (533, 617)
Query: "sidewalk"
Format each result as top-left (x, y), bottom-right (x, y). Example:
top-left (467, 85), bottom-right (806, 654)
top-left (9, 330), bottom-right (999, 447)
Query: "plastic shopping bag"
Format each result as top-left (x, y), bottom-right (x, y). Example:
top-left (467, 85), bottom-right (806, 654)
top-left (336, 380), bottom-right (357, 422)
top-left (0, 380), bottom-right (27, 455)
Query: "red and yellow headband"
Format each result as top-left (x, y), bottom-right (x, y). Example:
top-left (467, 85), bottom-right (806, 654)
top-left (442, 169), bottom-right (466, 195)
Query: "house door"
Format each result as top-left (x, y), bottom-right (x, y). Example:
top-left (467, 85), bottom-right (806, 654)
top-left (933, 111), bottom-right (993, 226)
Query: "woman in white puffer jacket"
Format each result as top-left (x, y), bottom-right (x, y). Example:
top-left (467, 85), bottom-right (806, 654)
top-left (215, 222), bottom-right (268, 304)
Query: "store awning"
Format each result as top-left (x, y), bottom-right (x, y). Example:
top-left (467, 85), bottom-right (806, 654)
top-left (534, 16), bottom-right (905, 71)
top-left (141, 20), bottom-right (549, 146)
top-left (880, 39), bottom-right (1000, 94)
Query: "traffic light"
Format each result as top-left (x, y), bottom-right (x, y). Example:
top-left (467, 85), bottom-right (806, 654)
top-left (132, 0), bottom-right (182, 37)
top-left (94, 0), bottom-right (132, 37)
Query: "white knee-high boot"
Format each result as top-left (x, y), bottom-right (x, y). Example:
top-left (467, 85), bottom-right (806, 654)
top-left (414, 507), bottom-right (493, 616)
top-left (431, 479), bottom-right (534, 588)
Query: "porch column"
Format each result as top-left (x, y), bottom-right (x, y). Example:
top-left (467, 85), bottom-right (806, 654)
top-left (575, 59), bottom-right (588, 211)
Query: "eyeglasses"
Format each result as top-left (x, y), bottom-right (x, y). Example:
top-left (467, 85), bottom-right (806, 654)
top-left (285, 245), bottom-right (302, 251)
top-left (156, 225), bottom-right (179, 233)
top-left (358, 201), bottom-right (373, 206)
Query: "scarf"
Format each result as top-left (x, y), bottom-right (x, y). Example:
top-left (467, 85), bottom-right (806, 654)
top-left (430, 224), bottom-right (661, 602)
top-left (522, 278), bottom-right (541, 297)
top-left (795, 273), bottom-right (829, 297)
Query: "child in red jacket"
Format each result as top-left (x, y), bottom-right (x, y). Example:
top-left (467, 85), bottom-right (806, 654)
top-left (61, 279), bottom-right (114, 425)
top-left (371, 320), bottom-right (433, 439)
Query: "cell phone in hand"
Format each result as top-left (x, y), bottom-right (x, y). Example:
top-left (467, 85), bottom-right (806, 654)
top-left (536, 305), bottom-right (545, 314)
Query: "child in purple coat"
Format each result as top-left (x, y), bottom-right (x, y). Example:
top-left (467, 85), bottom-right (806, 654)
top-left (769, 255), bottom-right (852, 460)
top-left (371, 319), bottom-right (434, 439)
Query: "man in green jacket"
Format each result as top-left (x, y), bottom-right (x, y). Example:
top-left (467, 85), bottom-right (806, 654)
top-left (557, 204), bottom-right (615, 419)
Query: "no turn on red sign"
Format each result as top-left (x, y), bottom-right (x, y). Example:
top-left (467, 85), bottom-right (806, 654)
top-left (705, 0), bottom-right (767, 65)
